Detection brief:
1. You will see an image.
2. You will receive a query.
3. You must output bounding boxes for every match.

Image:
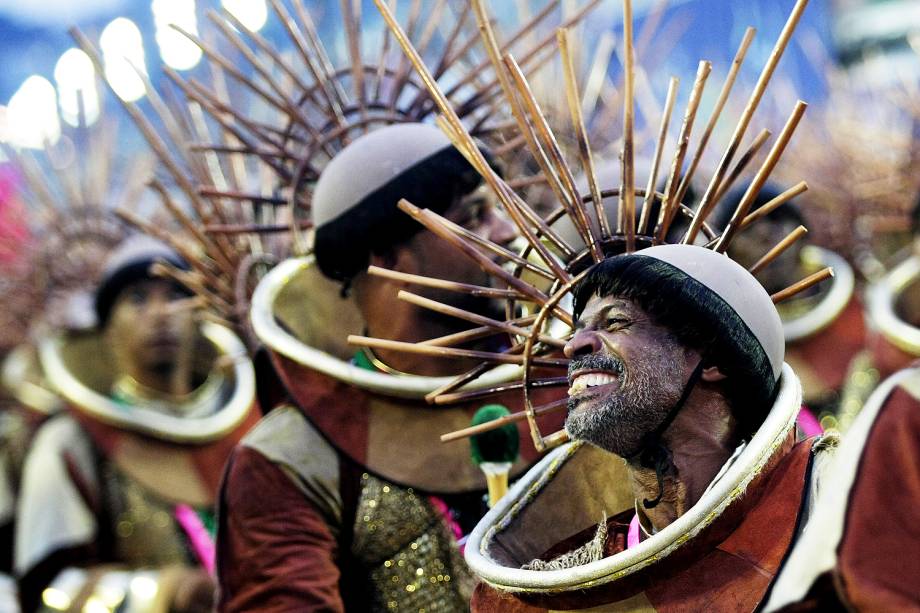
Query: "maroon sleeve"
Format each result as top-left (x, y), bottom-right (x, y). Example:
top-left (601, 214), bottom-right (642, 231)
top-left (836, 386), bottom-right (920, 610)
top-left (216, 446), bottom-right (345, 613)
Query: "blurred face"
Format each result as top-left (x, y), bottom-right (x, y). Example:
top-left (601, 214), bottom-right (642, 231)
top-left (105, 278), bottom-right (198, 386)
top-left (729, 217), bottom-right (802, 295)
top-left (563, 293), bottom-right (694, 457)
top-left (405, 184), bottom-right (517, 320)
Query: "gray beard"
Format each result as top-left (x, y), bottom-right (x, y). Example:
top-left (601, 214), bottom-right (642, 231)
top-left (564, 344), bottom-right (685, 458)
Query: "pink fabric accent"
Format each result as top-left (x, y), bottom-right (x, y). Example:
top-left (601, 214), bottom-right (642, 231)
top-left (175, 504), bottom-right (216, 576)
top-left (428, 495), bottom-right (464, 553)
top-left (627, 512), bottom-right (641, 549)
top-left (796, 405), bottom-right (823, 438)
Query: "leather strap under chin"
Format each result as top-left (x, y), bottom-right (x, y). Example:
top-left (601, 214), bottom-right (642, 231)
top-left (631, 358), bottom-right (707, 509)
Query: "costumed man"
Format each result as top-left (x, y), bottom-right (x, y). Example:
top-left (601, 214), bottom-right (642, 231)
top-left (714, 184), bottom-right (863, 421)
top-left (14, 236), bottom-right (259, 613)
top-left (467, 245), bottom-right (830, 611)
top-left (217, 122), bottom-right (566, 612)
top-left (857, 191), bottom-right (920, 427)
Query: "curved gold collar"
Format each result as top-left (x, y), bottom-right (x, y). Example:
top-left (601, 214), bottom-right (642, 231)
top-left (40, 322), bottom-right (255, 443)
top-left (1, 344), bottom-right (61, 415)
top-left (781, 247), bottom-right (854, 343)
top-left (250, 256), bottom-right (523, 399)
top-left (866, 254), bottom-right (920, 356)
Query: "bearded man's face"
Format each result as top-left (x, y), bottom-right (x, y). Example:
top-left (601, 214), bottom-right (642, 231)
top-left (563, 293), bottom-right (693, 458)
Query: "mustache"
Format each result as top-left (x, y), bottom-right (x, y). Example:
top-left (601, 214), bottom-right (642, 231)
top-left (567, 353), bottom-right (625, 382)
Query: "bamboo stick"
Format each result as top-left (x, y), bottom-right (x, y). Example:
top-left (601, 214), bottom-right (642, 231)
top-left (639, 77), bottom-right (679, 234)
top-left (434, 376), bottom-right (568, 405)
top-left (686, 0), bottom-right (810, 244)
top-left (440, 398), bottom-right (568, 442)
top-left (749, 225), bottom-right (807, 274)
top-left (674, 27), bottom-right (756, 208)
top-left (771, 267), bottom-right (833, 303)
top-left (656, 61), bottom-right (712, 242)
top-left (714, 101), bottom-right (807, 253)
top-left (398, 290), bottom-right (566, 349)
top-left (559, 27), bottom-right (609, 239)
top-left (621, 0), bottom-right (637, 252)
top-left (347, 335), bottom-right (568, 367)
top-left (368, 266), bottom-right (527, 299)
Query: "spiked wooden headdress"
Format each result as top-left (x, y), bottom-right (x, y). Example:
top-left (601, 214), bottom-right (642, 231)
top-left (71, 0), bottom-right (603, 346)
top-left (347, 0), bottom-right (831, 452)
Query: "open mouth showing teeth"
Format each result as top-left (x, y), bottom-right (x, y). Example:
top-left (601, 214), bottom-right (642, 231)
top-left (568, 371), bottom-right (618, 397)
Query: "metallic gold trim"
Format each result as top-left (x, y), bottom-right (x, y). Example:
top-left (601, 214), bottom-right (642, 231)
top-left (1, 344), bottom-right (61, 415)
top-left (782, 246), bottom-right (854, 343)
top-left (39, 322), bottom-right (255, 444)
top-left (250, 256), bottom-right (523, 399)
top-left (464, 363), bottom-right (802, 592)
top-left (867, 255), bottom-right (920, 356)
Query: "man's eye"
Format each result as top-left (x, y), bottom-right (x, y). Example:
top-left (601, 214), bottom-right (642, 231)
top-left (606, 317), bottom-right (629, 329)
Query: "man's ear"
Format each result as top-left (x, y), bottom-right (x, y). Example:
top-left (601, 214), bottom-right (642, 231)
top-left (370, 243), bottom-right (419, 275)
top-left (701, 365), bottom-right (727, 382)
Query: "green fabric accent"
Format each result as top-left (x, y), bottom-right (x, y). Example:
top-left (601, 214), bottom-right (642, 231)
top-left (352, 349), bottom-right (376, 372)
top-left (196, 507), bottom-right (217, 537)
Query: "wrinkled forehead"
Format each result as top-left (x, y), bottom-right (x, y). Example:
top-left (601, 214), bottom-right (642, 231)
top-left (575, 293), bottom-right (645, 324)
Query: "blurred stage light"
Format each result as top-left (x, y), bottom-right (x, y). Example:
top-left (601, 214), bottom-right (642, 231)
top-left (152, 0), bottom-right (202, 71)
top-left (5, 76), bottom-right (61, 149)
top-left (54, 48), bottom-right (100, 127)
top-left (222, 0), bottom-right (268, 32)
top-left (100, 17), bottom-right (147, 102)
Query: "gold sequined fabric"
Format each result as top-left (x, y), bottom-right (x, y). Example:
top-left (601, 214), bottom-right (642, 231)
top-left (353, 473), bottom-right (473, 612)
top-left (103, 463), bottom-right (191, 567)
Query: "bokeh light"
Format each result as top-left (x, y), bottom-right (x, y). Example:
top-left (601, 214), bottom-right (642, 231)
top-left (100, 17), bottom-right (147, 102)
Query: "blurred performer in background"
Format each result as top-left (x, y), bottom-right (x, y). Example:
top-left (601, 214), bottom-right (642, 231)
top-left (715, 184), bottom-right (864, 421)
top-left (764, 362), bottom-right (920, 610)
top-left (15, 237), bottom-right (259, 613)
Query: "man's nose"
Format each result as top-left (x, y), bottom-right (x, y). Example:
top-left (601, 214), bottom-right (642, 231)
top-left (487, 210), bottom-right (517, 247)
top-left (564, 329), bottom-right (603, 359)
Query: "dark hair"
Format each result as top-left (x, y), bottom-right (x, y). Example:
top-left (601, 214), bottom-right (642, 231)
top-left (712, 183), bottom-right (805, 232)
top-left (313, 146), bottom-right (499, 283)
top-left (572, 255), bottom-right (777, 438)
top-left (95, 255), bottom-right (191, 326)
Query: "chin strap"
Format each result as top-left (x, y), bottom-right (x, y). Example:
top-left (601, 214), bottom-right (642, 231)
top-left (631, 358), bottom-right (707, 509)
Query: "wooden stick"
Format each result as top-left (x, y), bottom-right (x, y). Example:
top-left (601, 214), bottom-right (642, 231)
top-left (440, 398), bottom-right (568, 442)
top-left (206, 221), bottom-right (313, 235)
top-left (399, 200), bottom-right (571, 324)
top-left (639, 76), bottom-right (679, 234)
top-left (621, 0), bottom-right (637, 252)
top-left (704, 128), bottom-right (772, 219)
top-left (714, 101), bottom-right (807, 253)
top-left (674, 27), bottom-right (756, 208)
top-left (420, 203), bottom-right (556, 280)
top-left (749, 225), bottom-right (807, 274)
top-left (686, 0), bottom-right (810, 244)
top-left (738, 180), bottom-right (808, 230)
top-left (558, 27), bottom-right (609, 240)
top-left (771, 267), bottom-right (833, 303)
top-left (656, 61), bottom-right (712, 242)
top-left (398, 290), bottom-right (567, 349)
top-left (422, 316), bottom-right (539, 348)
top-left (434, 116), bottom-right (575, 277)
top-left (347, 335), bottom-right (568, 368)
top-left (702, 178), bottom-right (806, 248)
top-left (340, 0), bottom-right (367, 126)
top-left (198, 187), bottom-right (287, 206)
top-left (267, 0), bottom-right (347, 127)
top-left (503, 53), bottom-right (600, 260)
top-left (368, 266), bottom-right (527, 299)
top-left (377, 0), bottom-right (571, 275)
top-left (434, 376), bottom-right (568, 405)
